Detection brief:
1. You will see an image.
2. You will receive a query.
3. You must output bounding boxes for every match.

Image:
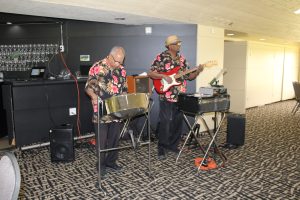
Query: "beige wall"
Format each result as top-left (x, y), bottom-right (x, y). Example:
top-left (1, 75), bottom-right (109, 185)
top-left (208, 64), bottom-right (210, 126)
top-left (223, 41), bottom-right (247, 114)
top-left (196, 25), bottom-right (225, 88)
top-left (247, 42), bottom-right (299, 107)
top-left (224, 41), bottom-right (299, 110)
top-left (281, 46), bottom-right (299, 100)
top-left (196, 24), bottom-right (225, 131)
top-left (196, 25), bottom-right (299, 131)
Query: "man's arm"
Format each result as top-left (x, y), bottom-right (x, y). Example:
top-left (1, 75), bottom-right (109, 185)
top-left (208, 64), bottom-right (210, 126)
top-left (188, 64), bottom-right (204, 80)
top-left (147, 70), bottom-right (172, 84)
top-left (85, 87), bottom-right (98, 110)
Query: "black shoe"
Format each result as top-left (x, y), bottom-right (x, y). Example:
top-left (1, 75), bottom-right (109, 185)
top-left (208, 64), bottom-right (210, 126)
top-left (158, 154), bottom-right (166, 160)
top-left (106, 163), bottom-right (122, 171)
top-left (168, 147), bottom-right (180, 154)
top-left (158, 147), bottom-right (166, 160)
top-left (222, 143), bottom-right (239, 149)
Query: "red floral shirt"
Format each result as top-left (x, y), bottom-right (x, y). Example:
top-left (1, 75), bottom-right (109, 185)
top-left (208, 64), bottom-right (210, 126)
top-left (150, 50), bottom-right (189, 102)
top-left (85, 58), bottom-right (127, 123)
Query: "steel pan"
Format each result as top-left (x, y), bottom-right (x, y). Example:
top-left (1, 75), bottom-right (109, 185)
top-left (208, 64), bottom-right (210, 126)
top-left (104, 93), bottom-right (149, 119)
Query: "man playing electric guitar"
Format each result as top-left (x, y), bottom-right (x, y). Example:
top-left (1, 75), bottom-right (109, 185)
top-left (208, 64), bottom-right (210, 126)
top-left (152, 60), bottom-right (217, 94)
top-left (147, 35), bottom-right (207, 160)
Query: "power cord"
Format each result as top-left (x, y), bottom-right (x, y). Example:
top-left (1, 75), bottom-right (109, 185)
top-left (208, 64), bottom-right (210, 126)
top-left (59, 52), bottom-right (81, 138)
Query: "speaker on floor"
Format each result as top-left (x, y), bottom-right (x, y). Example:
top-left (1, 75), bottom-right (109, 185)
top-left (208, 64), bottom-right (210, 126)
top-left (126, 75), bottom-right (151, 93)
top-left (226, 114), bottom-right (245, 146)
top-left (49, 124), bottom-right (74, 162)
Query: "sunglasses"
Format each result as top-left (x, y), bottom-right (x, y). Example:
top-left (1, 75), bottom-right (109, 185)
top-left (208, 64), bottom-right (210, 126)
top-left (171, 42), bottom-right (182, 46)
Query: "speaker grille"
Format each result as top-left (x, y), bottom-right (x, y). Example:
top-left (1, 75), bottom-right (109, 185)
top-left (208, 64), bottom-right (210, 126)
top-left (49, 124), bottom-right (74, 162)
top-left (53, 144), bottom-right (71, 160)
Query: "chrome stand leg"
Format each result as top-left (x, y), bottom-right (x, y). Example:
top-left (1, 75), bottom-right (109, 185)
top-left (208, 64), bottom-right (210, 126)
top-left (137, 99), bottom-right (154, 144)
top-left (135, 100), bottom-right (153, 178)
top-left (176, 114), bottom-right (201, 164)
top-left (147, 112), bottom-right (153, 178)
top-left (119, 119), bottom-right (130, 139)
top-left (137, 116), bottom-right (147, 144)
top-left (96, 101), bottom-right (105, 194)
top-left (292, 102), bottom-right (300, 114)
top-left (129, 130), bottom-right (136, 149)
top-left (135, 111), bottom-right (153, 178)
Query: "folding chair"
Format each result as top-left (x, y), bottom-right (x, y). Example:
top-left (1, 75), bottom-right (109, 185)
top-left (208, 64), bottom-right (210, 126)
top-left (292, 81), bottom-right (300, 115)
top-left (0, 152), bottom-right (21, 200)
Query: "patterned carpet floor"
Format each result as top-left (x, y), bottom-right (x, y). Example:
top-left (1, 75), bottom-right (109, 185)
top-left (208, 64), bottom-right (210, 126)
top-left (11, 100), bottom-right (300, 199)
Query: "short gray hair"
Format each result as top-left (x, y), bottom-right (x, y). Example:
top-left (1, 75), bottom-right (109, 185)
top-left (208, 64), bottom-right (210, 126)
top-left (110, 46), bottom-right (125, 57)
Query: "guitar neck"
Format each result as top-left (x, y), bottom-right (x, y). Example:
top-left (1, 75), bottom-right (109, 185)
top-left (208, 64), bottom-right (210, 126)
top-left (172, 60), bottom-right (217, 79)
top-left (175, 67), bottom-right (198, 79)
top-left (174, 67), bottom-right (198, 79)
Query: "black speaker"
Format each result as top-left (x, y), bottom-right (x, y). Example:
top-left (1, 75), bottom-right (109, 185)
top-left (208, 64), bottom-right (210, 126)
top-left (226, 114), bottom-right (245, 146)
top-left (49, 124), bottom-right (74, 162)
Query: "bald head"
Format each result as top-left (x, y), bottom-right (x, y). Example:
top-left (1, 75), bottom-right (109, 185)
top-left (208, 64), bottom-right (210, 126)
top-left (110, 46), bottom-right (125, 64)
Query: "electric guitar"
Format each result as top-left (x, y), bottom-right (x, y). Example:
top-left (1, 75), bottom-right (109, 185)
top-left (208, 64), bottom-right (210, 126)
top-left (153, 60), bottom-right (217, 94)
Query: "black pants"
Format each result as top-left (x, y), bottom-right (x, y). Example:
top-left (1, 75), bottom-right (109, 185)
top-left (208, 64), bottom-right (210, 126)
top-left (157, 100), bottom-right (183, 151)
top-left (94, 122), bottom-right (121, 166)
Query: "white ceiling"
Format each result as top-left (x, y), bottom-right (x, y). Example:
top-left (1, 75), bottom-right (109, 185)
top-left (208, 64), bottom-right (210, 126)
top-left (1, 0), bottom-right (300, 45)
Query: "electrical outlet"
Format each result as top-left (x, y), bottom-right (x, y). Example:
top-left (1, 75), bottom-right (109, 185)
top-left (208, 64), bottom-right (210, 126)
top-left (60, 45), bottom-right (64, 52)
top-left (69, 108), bottom-right (76, 116)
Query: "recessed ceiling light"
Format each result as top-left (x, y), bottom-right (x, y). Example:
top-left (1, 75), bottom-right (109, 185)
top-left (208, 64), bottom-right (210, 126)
top-left (114, 17), bottom-right (125, 21)
top-left (226, 33), bottom-right (235, 36)
top-left (294, 9), bottom-right (300, 14)
top-left (259, 38), bottom-right (266, 41)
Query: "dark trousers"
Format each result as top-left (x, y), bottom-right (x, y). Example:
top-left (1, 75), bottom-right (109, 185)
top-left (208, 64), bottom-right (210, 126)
top-left (94, 122), bottom-right (121, 166)
top-left (158, 100), bottom-right (183, 151)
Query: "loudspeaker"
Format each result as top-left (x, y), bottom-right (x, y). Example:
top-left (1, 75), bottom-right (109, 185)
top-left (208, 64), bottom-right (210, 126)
top-left (127, 75), bottom-right (151, 93)
top-left (226, 114), bottom-right (245, 146)
top-left (49, 124), bottom-right (74, 162)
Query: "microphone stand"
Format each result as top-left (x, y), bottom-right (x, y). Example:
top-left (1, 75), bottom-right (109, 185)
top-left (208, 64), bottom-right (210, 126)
top-left (209, 68), bottom-right (227, 87)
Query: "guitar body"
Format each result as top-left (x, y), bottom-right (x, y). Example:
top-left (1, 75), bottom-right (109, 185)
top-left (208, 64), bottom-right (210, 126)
top-left (153, 67), bottom-right (182, 94)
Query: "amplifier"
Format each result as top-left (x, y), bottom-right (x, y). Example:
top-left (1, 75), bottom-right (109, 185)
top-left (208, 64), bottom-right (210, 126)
top-left (178, 93), bottom-right (230, 115)
top-left (199, 85), bottom-right (227, 97)
top-left (227, 114), bottom-right (245, 146)
top-left (126, 75), bottom-right (150, 93)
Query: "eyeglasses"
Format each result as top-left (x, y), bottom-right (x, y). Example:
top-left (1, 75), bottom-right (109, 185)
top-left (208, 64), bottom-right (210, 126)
top-left (171, 42), bottom-right (182, 46)
top-left (111, 54), bottom-right (123, 65)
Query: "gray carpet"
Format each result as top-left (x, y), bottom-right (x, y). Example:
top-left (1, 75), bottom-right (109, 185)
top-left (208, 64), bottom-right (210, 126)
top-left (13, 100), bottom-right (300, 199)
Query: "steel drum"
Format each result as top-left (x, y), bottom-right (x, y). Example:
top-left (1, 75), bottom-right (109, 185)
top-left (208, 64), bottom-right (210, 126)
top-left (104, 93), bottom-right (149, 119)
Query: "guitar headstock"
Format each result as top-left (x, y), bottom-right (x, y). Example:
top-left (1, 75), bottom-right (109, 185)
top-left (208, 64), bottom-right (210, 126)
top-left (202, 60), bottom-right (218, 68)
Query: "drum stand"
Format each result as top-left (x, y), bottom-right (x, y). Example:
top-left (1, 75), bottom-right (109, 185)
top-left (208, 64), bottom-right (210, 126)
top-left (176, 111), bottom-right (227, 174)
top-left (118, 98), bottom-right (154, 178)
top-left (96, 97), bottom-right (153, 193)
top-left (119, 98), bottom-right (154, 146)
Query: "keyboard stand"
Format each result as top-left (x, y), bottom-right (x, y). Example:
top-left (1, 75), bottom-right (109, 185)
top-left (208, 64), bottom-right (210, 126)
top-left (176, 114), bottom-right (206, 164)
